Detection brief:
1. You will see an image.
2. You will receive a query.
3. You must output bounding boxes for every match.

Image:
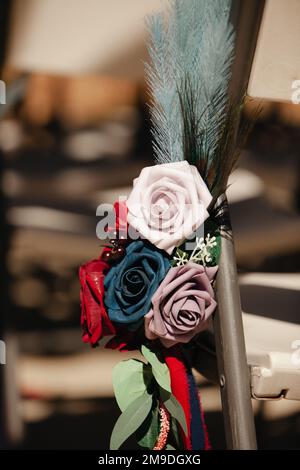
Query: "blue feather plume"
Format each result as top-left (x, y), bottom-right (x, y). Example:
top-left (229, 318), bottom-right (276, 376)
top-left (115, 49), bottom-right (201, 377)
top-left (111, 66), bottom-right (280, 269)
top-left (146, 0), bottom-right (244, 199)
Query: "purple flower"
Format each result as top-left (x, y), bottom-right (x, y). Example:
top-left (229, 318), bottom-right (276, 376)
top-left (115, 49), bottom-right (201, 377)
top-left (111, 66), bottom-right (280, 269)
top-left (145, 262), bottom-right (217, 347)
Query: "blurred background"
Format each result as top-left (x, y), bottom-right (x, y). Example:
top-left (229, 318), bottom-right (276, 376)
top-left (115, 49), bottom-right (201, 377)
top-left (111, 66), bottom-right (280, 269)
top-left (0, 0), bottom-right (300, 450)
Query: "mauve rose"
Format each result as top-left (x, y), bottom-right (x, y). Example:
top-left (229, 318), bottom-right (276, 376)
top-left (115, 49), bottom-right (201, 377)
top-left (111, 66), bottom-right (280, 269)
top-left (126, 161), bottom-right (212, 254)
top-left (79, 252), bottom-right (115, 346)
top-left (145, 262), bottom-right (217, 347)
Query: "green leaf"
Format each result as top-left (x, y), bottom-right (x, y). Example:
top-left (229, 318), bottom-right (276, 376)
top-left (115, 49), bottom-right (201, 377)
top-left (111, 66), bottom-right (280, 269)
top-left (166, 444), bottom-right (176, 450)
top-left (208, 232), bottom-right (221, 266)
top-left (160, 388), bottom-right (188, 436)
top-left (112, 359), bottom-right (153, 412)
top-left (110, 393), bottom-right (153, 450)
top-left (141, 345), bottom-right (171, 393)
top-left (137, 402), bottom-right (160, 449)
top-left (204, 220), bottom-right (221, 266)
top-left (170, 416), bottom-right (184, 449)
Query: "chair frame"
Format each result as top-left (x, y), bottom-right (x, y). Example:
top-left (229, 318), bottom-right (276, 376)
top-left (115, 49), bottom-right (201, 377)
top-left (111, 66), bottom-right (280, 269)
top-left (212, 0), bottom-right (265, 449)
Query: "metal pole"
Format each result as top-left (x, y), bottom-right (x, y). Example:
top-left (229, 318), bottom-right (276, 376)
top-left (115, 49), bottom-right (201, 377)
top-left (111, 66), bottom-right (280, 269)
top-left (213, 197), bottom-right (257, 449)
top-left (212, 0), bottom-right (265, 449)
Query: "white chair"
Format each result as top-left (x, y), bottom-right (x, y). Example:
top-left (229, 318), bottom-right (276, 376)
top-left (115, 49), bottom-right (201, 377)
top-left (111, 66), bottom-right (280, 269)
top-left (241, 273), bottom-right (300, 401)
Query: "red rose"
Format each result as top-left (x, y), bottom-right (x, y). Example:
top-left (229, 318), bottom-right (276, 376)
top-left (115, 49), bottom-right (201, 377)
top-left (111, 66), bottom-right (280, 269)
top-left (79, 253), bottom-right (115, 346)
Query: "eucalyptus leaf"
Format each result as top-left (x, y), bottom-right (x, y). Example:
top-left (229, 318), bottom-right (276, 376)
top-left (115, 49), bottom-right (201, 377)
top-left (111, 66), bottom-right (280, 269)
top-left (141, 345), bottom-right (171, 393)
top-left (137, 402), bottom-right (160, 449)
top-left (165, 444), bottom-right (176, 450)
top-left (112, 359), bottom-right (153, 412)
top-left (170, 416), bottom-right (183, 449)
top-left (160, 388), bottom-right (188, 436)
top-left (110, 393), bottom-right (153, 450)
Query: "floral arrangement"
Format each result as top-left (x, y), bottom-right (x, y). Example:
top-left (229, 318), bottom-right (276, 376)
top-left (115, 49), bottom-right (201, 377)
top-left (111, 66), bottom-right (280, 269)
top-left (80, 165), bottom-right (219, 449)
top-left (79, 0), bottom-right (249, 450)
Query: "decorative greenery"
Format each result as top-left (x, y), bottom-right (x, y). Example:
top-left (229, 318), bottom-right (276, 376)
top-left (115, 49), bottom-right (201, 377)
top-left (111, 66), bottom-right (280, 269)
top-left (136, 403), bottom-right (160, 449)
top-left (110, 392), bottom-right (153, 450)
top-left (172, 228), bottom-right (221, 268)
top-left (173, 233), bottom-right (218, 267)
top-left (204, 219), bottom-right (222, 265)
top-left (111, 345), bottom-right (188, 449)
top-left (159, 387), bottom-right (188, 436)
top-left (112, 359), bottom-right (154, 412)
top-left (166, 444), bottom-right (176, 450)
top-left (170, 415), bottom-right (184, 449)
top-left (207, 231), bottom-right (221, 266)
top-left (141, 345), bottom-right (171, 393)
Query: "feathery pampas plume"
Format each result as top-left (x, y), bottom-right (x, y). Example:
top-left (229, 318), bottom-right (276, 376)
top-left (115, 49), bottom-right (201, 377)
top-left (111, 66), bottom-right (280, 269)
top-left (146, 0), bottom-right (253, 203)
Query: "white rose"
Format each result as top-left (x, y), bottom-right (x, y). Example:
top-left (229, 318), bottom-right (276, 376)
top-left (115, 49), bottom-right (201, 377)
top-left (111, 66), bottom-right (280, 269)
top-left (126, 161), bottom-right (212, 254)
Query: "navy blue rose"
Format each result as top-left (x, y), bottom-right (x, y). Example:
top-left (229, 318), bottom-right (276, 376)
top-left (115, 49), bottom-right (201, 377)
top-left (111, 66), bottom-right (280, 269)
top-left (104, 241), bottom-right (171, 326)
